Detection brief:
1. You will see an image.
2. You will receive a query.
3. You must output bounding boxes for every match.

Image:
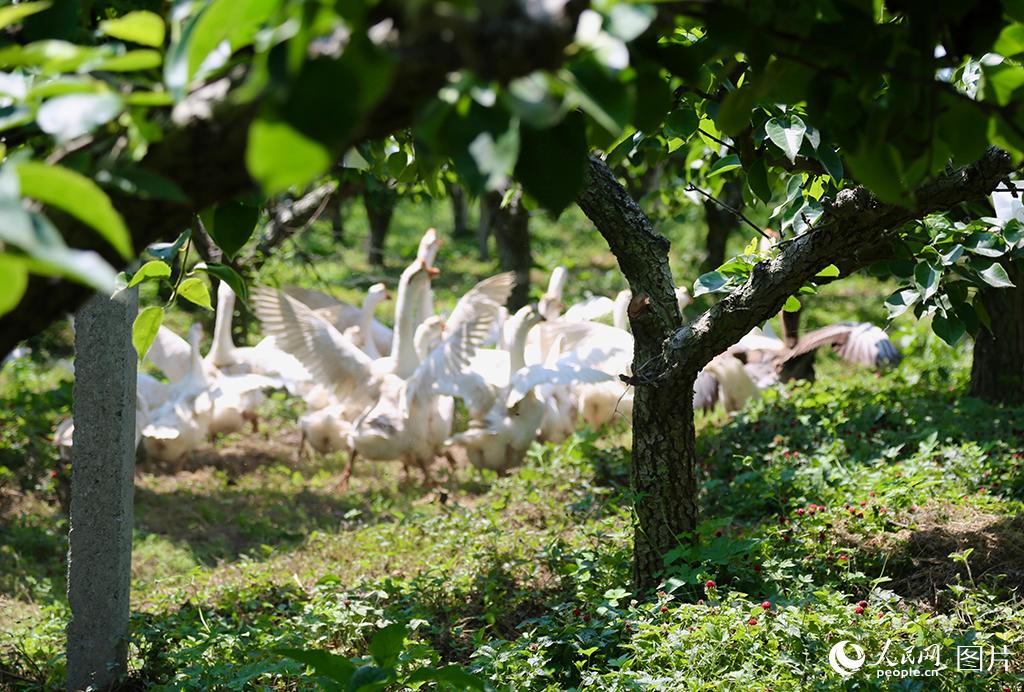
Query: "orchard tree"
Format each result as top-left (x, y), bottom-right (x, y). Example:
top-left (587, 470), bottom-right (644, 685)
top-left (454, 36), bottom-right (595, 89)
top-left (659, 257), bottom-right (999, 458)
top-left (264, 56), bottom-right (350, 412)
top-left (0, 0), bottom-right (1022, 590)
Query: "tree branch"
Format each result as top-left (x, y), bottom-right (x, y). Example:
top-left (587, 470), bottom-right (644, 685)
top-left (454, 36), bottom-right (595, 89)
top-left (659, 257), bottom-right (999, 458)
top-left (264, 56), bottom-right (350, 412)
top-left (0, 1), bottom-right (587, 357)
top-left (657, 146), bottom-right (1016, 377)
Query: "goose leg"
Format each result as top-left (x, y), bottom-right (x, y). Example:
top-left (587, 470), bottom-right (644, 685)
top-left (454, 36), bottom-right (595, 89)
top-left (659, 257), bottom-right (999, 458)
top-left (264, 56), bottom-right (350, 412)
top-left (243, 410), bottom-right (260, 433)
top-left (337, 448), bottom-right (357, 492)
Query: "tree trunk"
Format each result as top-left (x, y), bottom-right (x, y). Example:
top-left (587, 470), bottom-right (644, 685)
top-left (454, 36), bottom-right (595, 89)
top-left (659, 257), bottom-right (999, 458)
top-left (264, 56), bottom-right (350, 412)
top-left (970, 261), bottom-right (1024, 404)
top-left (364, 186), bottom-right (397, 267)
top-left (448, 182), bottom-right (472, 239)
top-left (701, 180), bottom-right (744, 273)
top-left (478, 191), bottom-right (501, 260)
top-left (491, 189), bottom-right (532, 310)
top-left (576, 157), bottom-right (696, 593)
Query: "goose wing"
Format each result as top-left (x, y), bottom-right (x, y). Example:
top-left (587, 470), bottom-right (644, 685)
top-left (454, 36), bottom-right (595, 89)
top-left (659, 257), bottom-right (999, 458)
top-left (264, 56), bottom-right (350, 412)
top-left (507, 357), bottom-right (612, 407)
top-left (148, 326), bottom-right (191, 381)
top-left (408, 312), bottom-right (497, 414)
top-left (282, 284), bottom-right (345, 310)
top-left (252, 288), bottom-right (376, 401)
top-left (445, 272), bottom-right (516, 334)
top-left (562, 295), bottom-right (615, 323)
top-left (785, 322), bottom-right (901, 368)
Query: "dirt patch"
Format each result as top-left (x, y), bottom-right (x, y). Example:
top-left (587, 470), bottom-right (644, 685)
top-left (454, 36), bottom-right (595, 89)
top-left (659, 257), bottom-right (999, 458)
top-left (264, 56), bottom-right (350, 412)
top-left (843, 502), bottom-right (1024, 607)
top-left (137, 428), bottom-right (304, 478)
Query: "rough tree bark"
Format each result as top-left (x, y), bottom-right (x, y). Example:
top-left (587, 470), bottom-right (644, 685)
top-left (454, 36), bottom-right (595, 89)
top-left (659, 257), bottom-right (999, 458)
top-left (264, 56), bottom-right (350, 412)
top-left (0, 0), bottom-right (586, 357)
top-left (364, 185), bottom-right (397, 267)
top-left (576, 147), bottom-right (1015, 590)
top-left (970, 260), bottom-right (1024, 405)
top-left (701, 180), bottom-right (744, 273)
top-left (491, 189), bottom-right (532, 310)
top-left (448, 182), bottom-right (472, 239)
top-left (576, 157), bottom-right (694, 591)
top-left (478, 191), bottom-right (501, 260)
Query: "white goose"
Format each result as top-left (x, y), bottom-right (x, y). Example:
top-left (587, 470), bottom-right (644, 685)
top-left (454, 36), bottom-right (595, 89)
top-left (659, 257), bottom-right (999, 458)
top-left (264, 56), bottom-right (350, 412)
top-left (341, 283), bottom-right (391, 359)
top-left (445, 305), bottom-right (611, 471)
top-left (141, 324), bottom-right (214, 462)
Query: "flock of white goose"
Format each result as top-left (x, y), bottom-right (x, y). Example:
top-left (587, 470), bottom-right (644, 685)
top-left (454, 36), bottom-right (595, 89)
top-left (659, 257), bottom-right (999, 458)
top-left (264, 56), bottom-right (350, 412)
top-left (54, 228), bottom-right (901, 485)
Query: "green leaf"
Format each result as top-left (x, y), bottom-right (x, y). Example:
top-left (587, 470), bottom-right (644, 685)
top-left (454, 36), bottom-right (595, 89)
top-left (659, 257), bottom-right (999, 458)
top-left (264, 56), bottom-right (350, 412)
top-left (95, 166), bottom-right (188, 203)
top-left (605, 3), bottom-right (655, 41)
top-left (515, 111), bottom-right (587, 214)
top-left (127, 259), bottom-right (171, 288)
top-left (707, 154), bottom-right (741, 177)
top-left (123, 90), bottom-right (174, 107)
top-left (884, 287), bottom-right (919, 319)
top-left (0, 254), bottom-right (27, 317)
top-left (132, 305), bottom-right (164, 359)
top-left (995, 23), bottom-right (1024, 58)
top-left (469, 126), bottom-right (520, 191)
top-left (147, 229), bottom-right (190, 261)
top-left (36, 92), bottom-right (123, 141)
top-left (976, 261), bottom-right (1016, 288)
top-left (199, 202), bottom-right (259, 259)
top-left (815, 264), bottom-right (840, 278)
top-left (716, 85), bottom-right (756, 136)
top-left (0, 1), bottom-right (52, 30)
top-left (195, 262), bottom-right (247, 302)
top-left (633, 69), bottom-right (672, 133)
top-left (982, 61), bottom-right (1024, 106)
top-left (17, 161), bottom-right (133, 259)
top-left (186, 0), bottom-right (278, 81)
top-left (99, 11), bottom-right (165, 47)
top-left (246, 118), bottom-right (331, 196)
top-left (938, 244), bottom-right (964, 265)
top-left (782, 295), bottom-right (801, 312)
top-left (845, 143), bottom-right (912, 207)
top-left (90, 49), bottom-right (162, 72)
top-left (665, 107), bottom-right (699, 140)
top-left (913, 262), bottom-right (940, 300)
top-left (932, 314), bottom-right (966, 347)
top-left (406, 665), bottom-right (488, 690)
top-left (349, 665), bottom-right (390, 690)
top-left (765, 115), bottom-right (806, 163)
top-left (368, 623), bottom-right (406, 668)
top-left (177, 276), bottom-right (212, 310)
top-left (746, 157), bottom-right (771, 203)
top-left (815, 145), bottom-right (844, 181)
top-left (693, 270), bottom-right (729, 297)
top-left (276, 648), bottom-right (356, 684)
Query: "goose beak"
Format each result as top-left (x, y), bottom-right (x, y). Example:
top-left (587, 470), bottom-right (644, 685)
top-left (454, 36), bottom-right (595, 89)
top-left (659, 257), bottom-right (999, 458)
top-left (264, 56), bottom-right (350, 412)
top-left (427, 266), bottom-right (441, 278)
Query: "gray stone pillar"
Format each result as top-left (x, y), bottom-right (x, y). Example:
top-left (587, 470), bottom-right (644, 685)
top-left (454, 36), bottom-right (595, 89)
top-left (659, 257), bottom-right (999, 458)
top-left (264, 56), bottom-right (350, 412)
top-left (67, 289), bottom-right (138, 691)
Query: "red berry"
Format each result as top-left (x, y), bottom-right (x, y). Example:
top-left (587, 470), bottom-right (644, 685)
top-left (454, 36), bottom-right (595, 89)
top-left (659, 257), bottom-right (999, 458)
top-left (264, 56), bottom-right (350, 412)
top-left (657, 590), bottom-right (667, 598)
top-left (837, 554), bottom-right (848, 561)
top-left (660, 606), bottom-right (669, 614)
top-left (877, 613), bottom-right (884, 619)
top-left (761, 601), bottom-right (771, 610)
top-left (854, 606), bottom-right (865, 614)
top-left (705, 580), bottom-right (716, 589)
top-left (859, 500), bottom-right (867, 507)
top-left (857, 600), bottom-right (867, 607)
top-left (583, 614), bottom-right (591, 622)
top-left (869, 491), bottom-right (875, 497)
top-left (573, 608), bottom-right (581, 616)
top-left (343, 599), bottom-right (352, 606)
top-left (796, 508), bottom-right (805, 516)
top-left (879, 507), bottom-right (887, 514)
top-left (754, 565), bottom-right (762, 572)
top-left (748, 617), bottom-right (758, 625)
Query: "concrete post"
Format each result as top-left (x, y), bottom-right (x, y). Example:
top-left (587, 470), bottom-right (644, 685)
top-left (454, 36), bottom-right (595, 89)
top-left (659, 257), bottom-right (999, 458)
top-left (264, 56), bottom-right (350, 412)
top-left (66, 289), bottom-right (138, 691)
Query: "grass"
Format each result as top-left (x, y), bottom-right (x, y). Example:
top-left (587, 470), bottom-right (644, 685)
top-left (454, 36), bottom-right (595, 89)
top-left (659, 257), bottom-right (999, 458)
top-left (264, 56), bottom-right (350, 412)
top-left (1, 201), bottom-right (1022, 690)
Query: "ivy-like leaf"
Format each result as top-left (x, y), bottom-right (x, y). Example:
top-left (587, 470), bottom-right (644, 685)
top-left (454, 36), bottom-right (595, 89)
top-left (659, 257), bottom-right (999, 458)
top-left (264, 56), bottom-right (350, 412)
top-left (276, 648), bottom-right (356, 684)
top-left (932, 314), bottom-right (966, 346)
top-left (368, 623), bottom-right (406, 669)
top-left (127, 259), bottom-right (171, 288)
top-left (17, 161), bottom-right (133, 259)
top-left (782, 295), bottom-right (801, 312)
top-left (0, 253), bottom-right (27, 317)
top-left (177, 276), bottom-right (212, 310)
top-left (195, 262), bottom-right (247, 302)
top-left (765, 115), bottom-right (806, 163)
top-left (693, 271), bottom-right (729, 297)
top-left (976, 261), bottom-right (1016, 288)
top-left (132, 305), bottom-right (164, 359)
top-left (515, 111), bottom-right (586, 214)
top-left (199, 201), bottom-right (259, 260)
top-left (246, 118), bottom-right (331, 196)
top-left (99, 11), bottom-right (166, 48)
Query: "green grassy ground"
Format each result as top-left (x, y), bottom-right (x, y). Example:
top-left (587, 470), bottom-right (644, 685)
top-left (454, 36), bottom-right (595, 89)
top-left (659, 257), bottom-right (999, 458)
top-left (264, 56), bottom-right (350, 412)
top-left (1, 202), bottom-right (1022, 690)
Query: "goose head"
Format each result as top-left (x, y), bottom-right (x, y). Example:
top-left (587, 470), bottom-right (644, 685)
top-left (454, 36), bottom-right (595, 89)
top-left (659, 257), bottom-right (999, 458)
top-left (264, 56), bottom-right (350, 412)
top-left (414, 315), bottom-right (446, 360)
top-left (416, 228), bottom-right (442, 267)
top-left (539, 266), bottom-right (568, 320)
